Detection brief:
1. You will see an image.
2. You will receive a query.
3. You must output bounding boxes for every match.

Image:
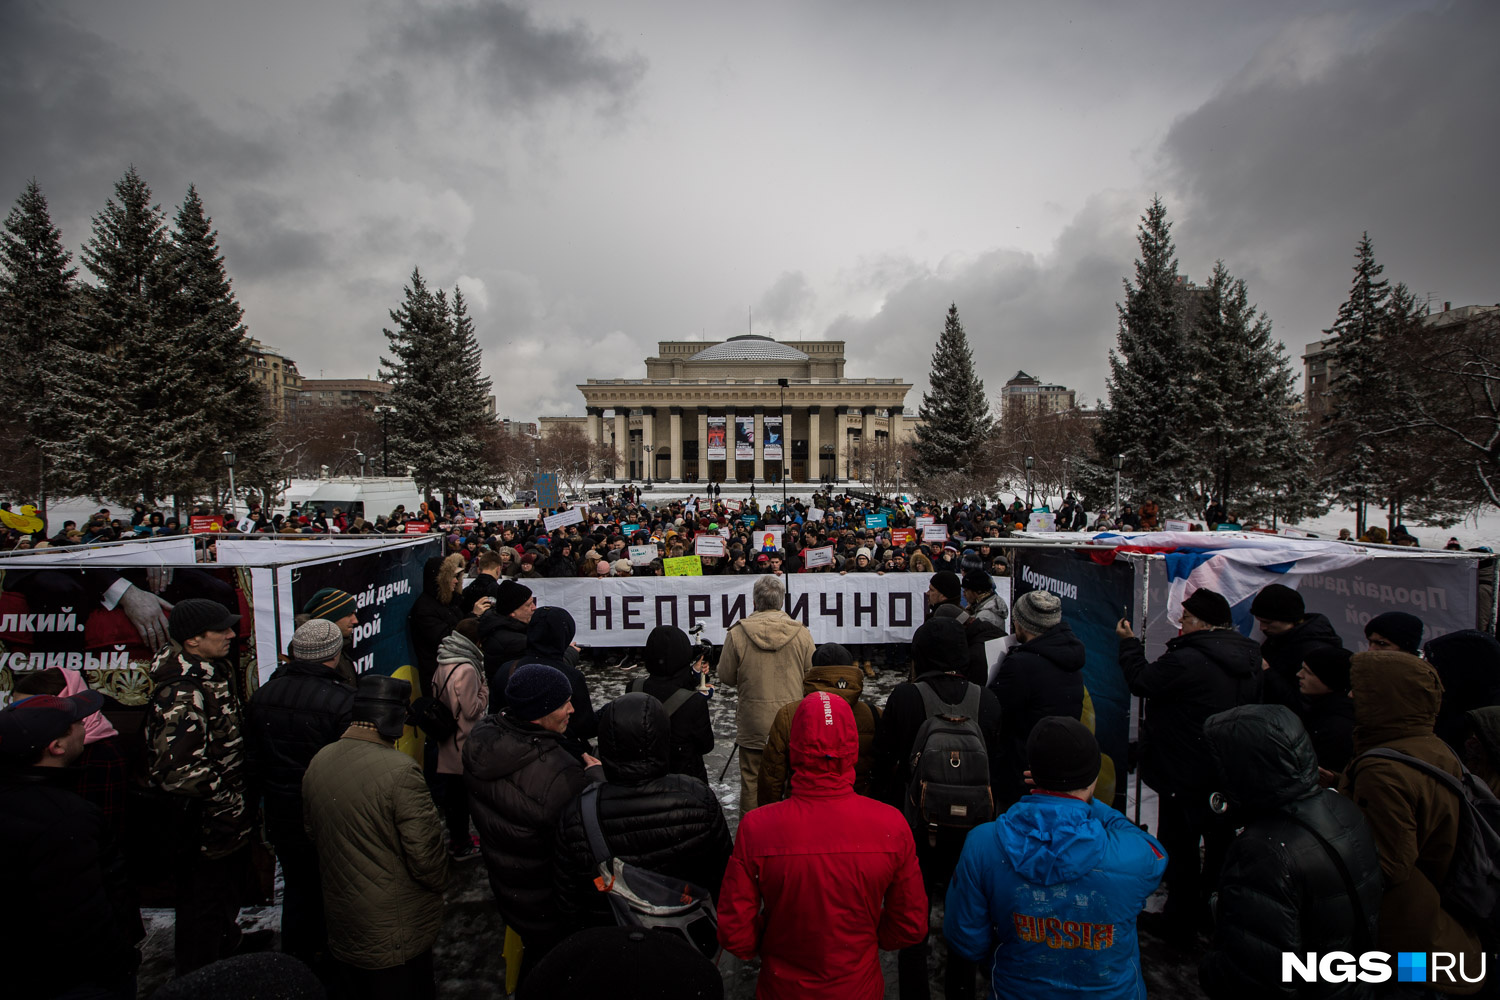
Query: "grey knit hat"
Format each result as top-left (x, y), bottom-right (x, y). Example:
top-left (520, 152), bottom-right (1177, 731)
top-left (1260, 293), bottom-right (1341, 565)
top-left (1013, 590), bottom-right (1062, 635)
top-left (291, 618), bottom-right (344, 662)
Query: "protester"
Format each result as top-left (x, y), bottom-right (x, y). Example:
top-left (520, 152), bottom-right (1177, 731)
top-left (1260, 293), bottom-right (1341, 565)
top-left (758, 642), bottom-right (880, 803)
top-left (1250, 582), bottom-right (1341, 715)
top-left (490, 607), bottom-right (597, 760)
top-left (990, 589), bottom-right (1086, 807)
top-left (1423, 629), bottom-right (1500, 751)
top-left (244, 617), bottom-right (355, 970)
top-left (552, 693), bottom-right (732, 932)
top-left (718, 692), bottom-right (928, 998)
top-left (297, 587), bottom-right (360, 683)
top-left (478, 579), bottom-right (535, 696)
top-left (1461, 705), bottom-right (1500, 796)
top-left (1116, 588), bottom-right (1261, 950)
top-left (432, 618), bottom-right (490, 860)
top-left (1363, 610), bottom-right (1424, 655)
top-left (1297, 645), bottom-right (1357, 779)
top-left (1198, 704), bottom-right (1381, 999)
top-left (717, 574), bottom-right (815, 811)
top-left (0, 690), bottom-right (145, 1000)
top-left (944, 717), bottom-right (1166, 1000)
top-left (410, 554), bottom-right (489, 693)
top-left (961, 568), bottom-right (1008, 633)
top-left (630, 624), bottom-right (715, 782)
top-left (303, 674), bottom-right (449, 999)
top-left (519, 925), bottom-right (724, 1000)
top-left (1341, 650), bottom-right (1487, 986)
top-left (926, 569), bottom-right (962, 612)
top-left (147, 598), bottom-right (267, 975)
top-left (461, 549), bottom-right (506, 609)
top-left (465, 663), bottom-right (603, 985)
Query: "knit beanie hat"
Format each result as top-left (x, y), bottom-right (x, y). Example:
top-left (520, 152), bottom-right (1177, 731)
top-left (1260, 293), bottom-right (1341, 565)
top-left (168, 598), bottom-right (240, 645)
top-left (613, 558), bottom-right (633, 576)
top-left (291, 618), bottom-right (344, 662)
top-left (961, 568), bottom-right (994, 594)
top-left (812, 642), bottom-right (855, 667)
top-left (1026, 716), bottom-right (1101, 792)
top-left (494, 579), bottom-right (533, 616)
top-left (1182, 588), bottom-right (1233, 628)
top-left (856, 546), bottom-right (872, 561)
top-left (1250, 583), bottom-right (1304, 623)
top-left (1013, 590), bottom-right (1062, 636)
top-left (302, 587), bottom-right (356, 622)
top-left (1365, 611), bottom-right (1424, 655)
top-left (1303, 646), bottom-right (1354, 693)
top-left (506, 663), bottom-right (572, 721)
top-left (929, 570), bottom-right (962, 601)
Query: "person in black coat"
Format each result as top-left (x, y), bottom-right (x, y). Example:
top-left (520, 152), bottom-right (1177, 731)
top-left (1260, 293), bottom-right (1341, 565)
top-left (1424, 629), bottom-right (1500, 751)
top-left (1250, 583), bottom-right (1342, 716)
top-left (930, 603), bottom-right (1005, 688)
top-left (490, 607), bottom-right (596, 761)
top-left (0, 691), bottom-right (144, 999)
top-left (989, 589), bottom-right (1086, 808)
top-left (629, 625), bottom-right (714, 783)
top-left (244, 619), bottom-right (355, 967)
top-left (409, 554), bottom-right (490, 693)
top-left (1117, 587), bottom-right (1261, 950)
top-left (479, 580), bottom-right (535, 709)
top-left (1297, 645), bottom-right (1355, 780)
top-left (1199, 704), bottom-right (1382, 999)
top-left (553, 693), bottom-right (732, 933)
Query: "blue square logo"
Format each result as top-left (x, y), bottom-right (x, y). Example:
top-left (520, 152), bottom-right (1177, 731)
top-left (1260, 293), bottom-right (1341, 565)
top-left (1397, 952), bottom-right (1427, 983)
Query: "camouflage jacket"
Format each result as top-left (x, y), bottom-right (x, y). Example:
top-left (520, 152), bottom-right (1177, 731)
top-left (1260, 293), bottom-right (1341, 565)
top-left (146, 645), bottom-right (250, 859)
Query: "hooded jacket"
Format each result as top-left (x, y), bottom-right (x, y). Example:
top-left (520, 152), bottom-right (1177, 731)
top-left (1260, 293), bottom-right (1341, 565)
top-left (992, 621), bottom-right (1087, 801)
top-left (464, 711), bottom-right (599, 938)
top-left (1198, 705), bottom-right (1382, 1000)
top-left (944, 791), bottom-right (1166, 1000)
top-left (1341, 651), bottom-right (1485, 985)
top-left (433, 631), bottom-right (489, 776)
top-left (1260, 612), bottom-right (1342, 715)
top-left (488, 607), bottom-right (597, 758)
top-left (717, 609), bottom-right (815, 749)
top-left (1119, 627), bottom-right (1262, 796)
top-left (1425, 629), bottom-right (1500, 751)
top-left (409, 555), bottom-right (465, 687)
top-left (718, 693), bottom-right (928, 999)
top-left (758, 662), bottom-right (880, 803)
top-left (553, 694), bottom-right (732, 932)
top-left (302, 727), bottom-right (449, 969)
top-left (633, 627), bottom-right (714, 783)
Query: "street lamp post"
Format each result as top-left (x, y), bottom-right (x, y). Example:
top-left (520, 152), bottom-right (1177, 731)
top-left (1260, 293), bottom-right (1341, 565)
top-left (1113, 453), bottom-right (1124, 523)
top-left (356, 452), bottom-right (366, 479)
top-left (222, 451), bottom-right (236, 518)
top-left (1062, 458), bottom-right (1069, 501)
top-left (896, 459), bottom-right (902, 500)
top-left (643, 444), bottom-right (654, 486)
top-left (374, 405), bottom-right (395, 476)
top-left (1024, 455), bottom-right (1034, 508)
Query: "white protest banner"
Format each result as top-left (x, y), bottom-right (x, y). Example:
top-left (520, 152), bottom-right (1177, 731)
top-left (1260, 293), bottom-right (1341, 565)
top-left (527, 573), bottom-right (937, 647)
top-left (1026, 511), bottom-right (1056, 533)
top-left (694, 535), bottom-right (726, 558)
top-left (484, 507), bottom-right (540, 523)
top-left (805, 507), bottom-right (825, 523)
top-left (803, 545), bottom-right (834, 569)
top-left (922, 524), bottom-right (949, 542)
top-left (543, 506), bottom-right (584, 532)
top-left (1163, 518), bottom-right (1192, 533)
top-left (1279, 527), bottom-right (1311, 538)
top-left (628, 544), bottom-right (658, 566)
top-left (915, 516), bottom-right (935, 531)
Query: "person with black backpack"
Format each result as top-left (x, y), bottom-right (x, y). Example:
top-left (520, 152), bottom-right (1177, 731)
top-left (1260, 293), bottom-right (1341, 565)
top-left (628, 625), bottom-right (715, 783)
top-left (873, 616), bottom-right (1003, 1000)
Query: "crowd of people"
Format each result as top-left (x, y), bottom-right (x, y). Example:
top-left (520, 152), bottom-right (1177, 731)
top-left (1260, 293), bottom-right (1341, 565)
top-left (3, 484), bottom-right (1500, 1000)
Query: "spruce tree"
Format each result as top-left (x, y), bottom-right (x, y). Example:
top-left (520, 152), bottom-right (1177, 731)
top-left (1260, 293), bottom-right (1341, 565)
top-left (0, 180), bottom-right (77, 512)
top-left (1097, 197), bottom-right (1198, 512)
top-left (913, 304), bottom-right (993, 482)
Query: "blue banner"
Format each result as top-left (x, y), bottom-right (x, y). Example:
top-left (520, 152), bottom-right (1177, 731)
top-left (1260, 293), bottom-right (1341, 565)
top-left (865, 513), bottom-right (888, 529)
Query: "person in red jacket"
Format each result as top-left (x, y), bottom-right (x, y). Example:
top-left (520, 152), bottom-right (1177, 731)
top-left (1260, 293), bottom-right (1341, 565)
top-left (718, 690), bottom-right (928, 999)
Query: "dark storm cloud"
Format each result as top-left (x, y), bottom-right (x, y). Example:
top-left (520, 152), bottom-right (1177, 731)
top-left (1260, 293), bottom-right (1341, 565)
top-left (222, 190), bottom-right (331, 283)
top-left (1163, 0), bottom-right (1500, 337)
top-left (0, 4), bottom-right (277, 240)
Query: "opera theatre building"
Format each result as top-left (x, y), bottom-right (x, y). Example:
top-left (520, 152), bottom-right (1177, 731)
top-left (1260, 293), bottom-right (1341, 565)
top-left (540, 335), bottom-right (916, 484)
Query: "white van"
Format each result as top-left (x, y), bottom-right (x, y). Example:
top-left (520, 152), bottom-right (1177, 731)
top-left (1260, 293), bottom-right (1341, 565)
top-left (275, 477), bottom-right (429, 522)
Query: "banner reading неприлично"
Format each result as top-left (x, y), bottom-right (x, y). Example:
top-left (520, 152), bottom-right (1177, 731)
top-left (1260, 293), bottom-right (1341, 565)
top-left (527, 574), bottom-right (974, 647)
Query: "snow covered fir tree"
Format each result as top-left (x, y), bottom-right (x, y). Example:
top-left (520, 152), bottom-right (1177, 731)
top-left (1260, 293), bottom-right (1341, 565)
top-left (913, 304), bottom-right (993, 486)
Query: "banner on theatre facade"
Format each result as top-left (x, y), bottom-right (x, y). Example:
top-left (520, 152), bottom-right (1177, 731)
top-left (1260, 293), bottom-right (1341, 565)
top-left (706, 416), bottom-right (727, 460)
top-left (763, 415), bottom-right (783, 461)
top-left (527, 573), bottom-right (937, 647)
top-left (735, 415), bottom-right (754, 460)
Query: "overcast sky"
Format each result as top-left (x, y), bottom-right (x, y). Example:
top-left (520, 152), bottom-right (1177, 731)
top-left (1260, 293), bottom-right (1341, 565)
top-left (4, 0), bottom-right (1496, 420)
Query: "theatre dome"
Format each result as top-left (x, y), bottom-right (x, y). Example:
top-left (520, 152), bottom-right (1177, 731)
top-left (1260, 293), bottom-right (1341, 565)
top-left (688, 335), bottom-right (809, 363)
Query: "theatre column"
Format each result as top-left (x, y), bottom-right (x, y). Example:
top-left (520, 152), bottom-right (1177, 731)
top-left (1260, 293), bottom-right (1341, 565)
top-left (834, 406), bottom-right (849, 483)
top-left (753, 407), bottom-right (765, 483)
top-left (861, 407), bottom-right (877, 482)
top-left (613, 409), bottom-right (628, 481)
top-left (585, 408), bottom-right (602, 480)
top-left (669, 407), bottom-right (683, 483)
top-left (724, 407), bottom-right (737, 482)
top-left (641, 408), bottom-right (657, 482)
top-left (807, 406), bottom-right (820, 482)
top-left (696, 409), bottom-right (709, 482)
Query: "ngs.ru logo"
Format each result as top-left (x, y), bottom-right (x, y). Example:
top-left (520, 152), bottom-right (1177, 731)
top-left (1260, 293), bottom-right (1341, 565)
top-left (1283, 951), bottom-right (1486, 985)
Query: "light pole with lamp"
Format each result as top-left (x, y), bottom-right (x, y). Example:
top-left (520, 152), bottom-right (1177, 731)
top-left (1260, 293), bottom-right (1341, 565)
top-left (896, 458), bottom-right (902, 500)
top-left (356, 451), bottom-right (366, 479)
top-left (1024, 455), bottom-right (1034, 508)
top-left (222, 451), bottom-right (236, 518)
top-left (1062, 458), bottom-right (1069, 501)
top-left (777, 378), bottom-right (789, 513)
top-left (373, 405), bottom-right (395, 476)
top-left (643, 444), bottom-right (653, 486)
top-left (1113, 454), bottom-right (1124, 523)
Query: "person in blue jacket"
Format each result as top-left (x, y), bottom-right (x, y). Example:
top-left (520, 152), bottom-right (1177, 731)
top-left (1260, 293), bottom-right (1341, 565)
top-left (944, 716), bottom-right (1167, 999)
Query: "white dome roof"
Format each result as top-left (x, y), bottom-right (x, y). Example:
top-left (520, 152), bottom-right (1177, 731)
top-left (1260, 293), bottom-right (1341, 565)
top-left (689, 335), bottom-right (808, 363)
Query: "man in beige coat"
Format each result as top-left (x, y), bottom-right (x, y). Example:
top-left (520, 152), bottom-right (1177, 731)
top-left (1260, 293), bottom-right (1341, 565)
top-left (718, 573), bottom-right (815, 811)
top-left (304, 674), bottom-right (449, 998)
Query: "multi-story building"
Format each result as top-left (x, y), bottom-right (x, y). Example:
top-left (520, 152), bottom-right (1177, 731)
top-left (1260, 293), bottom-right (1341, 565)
top-left (245, 338), bottom-right (302, 419)
top-left (1001, 371), bottom-right (1076, 420)
top-left (499, 417), bottom-right (538, 437)
top-left (298, 378), bottom-right (393, 410)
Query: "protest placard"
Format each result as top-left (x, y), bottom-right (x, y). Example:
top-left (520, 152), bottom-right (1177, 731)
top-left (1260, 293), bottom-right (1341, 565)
top-left (663, 555), bottom-right (703, 576)
top-left (189, 515), bottom-right (225, 533)
top-left (805, 507), bottom-right (824, 522)
top-left (628, 544), bottom-right (658, 566)
top-left (404, 521), bottom-right (431, 534)
top-left (803, 545), bottom-right (834, 569)
top-left (922, 524), bottom-right (950, 542)
top-left (694, 535), bottom-right (726, 558)
top-left (1027, 511), bottom-right (1057, 532)
top-left (756, 526), bottom-right (784, 552)
top-left (891, 528), bottom-right (914, 547)
top-left (915, 516), bottom-right (935, 531)
top-left (1163, 518), bottom-right (1192, 532)
top-left (865, 513), bottom-right (888, 529)
top-left (543, 506), bottom-right (584, 531)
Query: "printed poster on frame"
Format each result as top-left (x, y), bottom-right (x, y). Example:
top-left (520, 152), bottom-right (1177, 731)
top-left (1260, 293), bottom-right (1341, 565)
top-left (706, 417), bottom-right (727, 461)
top-left (734, 415), bottom-right (754, 460)
top-left (763, 415), bottom-right (783, 461)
